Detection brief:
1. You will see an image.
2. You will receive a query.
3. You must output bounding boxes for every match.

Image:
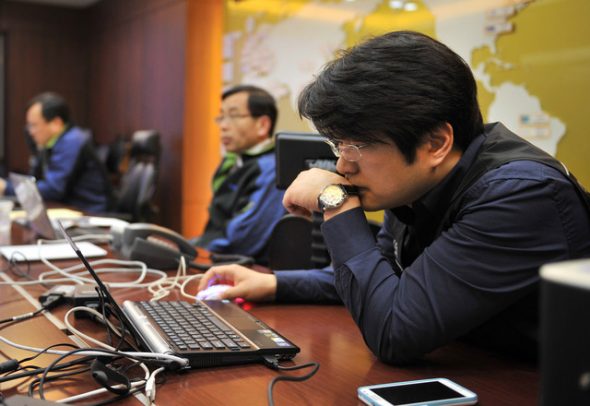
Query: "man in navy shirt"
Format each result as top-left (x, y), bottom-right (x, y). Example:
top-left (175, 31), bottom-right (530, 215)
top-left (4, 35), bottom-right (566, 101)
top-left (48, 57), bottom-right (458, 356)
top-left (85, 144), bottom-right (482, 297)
top-left (0, 92), bottom-right (111, 213)
top-left (198, 31), bottom-right (590, 364)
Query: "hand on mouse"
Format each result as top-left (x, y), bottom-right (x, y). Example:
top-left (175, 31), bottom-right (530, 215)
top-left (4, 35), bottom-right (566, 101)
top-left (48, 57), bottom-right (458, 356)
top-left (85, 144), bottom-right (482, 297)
top-left (196, 284), bottom-right (232, 300)
top-left (197, 264), bottom-right (277, 302)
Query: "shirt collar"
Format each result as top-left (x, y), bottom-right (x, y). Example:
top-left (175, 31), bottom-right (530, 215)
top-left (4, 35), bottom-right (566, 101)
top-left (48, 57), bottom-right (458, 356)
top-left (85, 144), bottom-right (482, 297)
top-left (243, 137), bottom-right (274, 157)
top-left (227, 138), bottom-right (275, 170)
top-left (44, 124), bottom-right (69, 149)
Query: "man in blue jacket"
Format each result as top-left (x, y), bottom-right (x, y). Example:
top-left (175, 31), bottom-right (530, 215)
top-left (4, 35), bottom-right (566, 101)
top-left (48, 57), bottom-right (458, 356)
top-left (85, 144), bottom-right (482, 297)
top-left (193, 85), bottom-right (286, 265)
top-left (197, 32), bottom-right (590, 364)
top-left (1, 92), bottom-right (111, 213)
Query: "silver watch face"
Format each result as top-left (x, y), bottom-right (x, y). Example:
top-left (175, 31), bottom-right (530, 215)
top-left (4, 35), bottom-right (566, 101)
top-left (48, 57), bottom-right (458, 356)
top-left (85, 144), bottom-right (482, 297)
top-left (319, 184), bottom-right (346, 210)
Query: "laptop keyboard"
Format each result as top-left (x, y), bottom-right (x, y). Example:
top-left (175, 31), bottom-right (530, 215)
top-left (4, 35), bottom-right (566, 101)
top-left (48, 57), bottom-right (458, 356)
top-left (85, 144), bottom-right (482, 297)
top-left (139, 301), bottom-right (252, 351)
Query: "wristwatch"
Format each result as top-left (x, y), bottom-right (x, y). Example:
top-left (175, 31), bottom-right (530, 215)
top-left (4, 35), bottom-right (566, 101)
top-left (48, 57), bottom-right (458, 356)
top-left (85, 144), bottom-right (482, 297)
top-left (317, 184), bottom-right (358, 212)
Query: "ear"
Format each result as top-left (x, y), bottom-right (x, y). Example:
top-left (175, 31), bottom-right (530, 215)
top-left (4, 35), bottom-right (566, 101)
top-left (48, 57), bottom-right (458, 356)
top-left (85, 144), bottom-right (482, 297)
top-left (48, 116), bottom-right (66, 134)
top-left (255, 115), bottom-right (272, 139)
top-left (426, 122), bottom-right (454, 168)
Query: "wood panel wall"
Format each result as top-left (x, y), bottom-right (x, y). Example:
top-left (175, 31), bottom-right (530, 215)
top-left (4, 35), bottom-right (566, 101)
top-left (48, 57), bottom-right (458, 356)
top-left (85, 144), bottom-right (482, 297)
top-left (0, 0), bottom-right (191, 230)
top-left (0, 1), bottom-right (89, 175)
top-left (86, 0), bottom-right (187, 230)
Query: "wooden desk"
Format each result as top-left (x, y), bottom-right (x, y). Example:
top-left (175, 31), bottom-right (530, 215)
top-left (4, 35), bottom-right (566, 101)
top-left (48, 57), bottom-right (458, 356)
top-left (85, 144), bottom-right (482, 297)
top-left (0, 225), bottom-right (539, 405)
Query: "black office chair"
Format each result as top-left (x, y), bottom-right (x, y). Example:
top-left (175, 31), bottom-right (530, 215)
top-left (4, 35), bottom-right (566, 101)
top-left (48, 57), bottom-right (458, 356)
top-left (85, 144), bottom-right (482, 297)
top-left (115, 161), bottom-right (157, 222)
top-left (128, 130), bottom-right (161, 166)
top-left (95, 135), bottom-right (127, 187)
top-left (267, 214), bottom-right (314, 270)
top-left (105, 136), bottom-right (127, 175)
top-left (268, 213), bottom-right (383, 271)
top-left (112, 130), bottom-right (161, 222)
top-left (308, 212), bottom-right (335, 268)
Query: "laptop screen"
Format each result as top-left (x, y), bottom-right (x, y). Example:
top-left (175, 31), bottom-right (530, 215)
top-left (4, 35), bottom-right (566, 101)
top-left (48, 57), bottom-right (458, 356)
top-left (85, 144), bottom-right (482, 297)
top-left (9, 172), bottom-right (57, 239)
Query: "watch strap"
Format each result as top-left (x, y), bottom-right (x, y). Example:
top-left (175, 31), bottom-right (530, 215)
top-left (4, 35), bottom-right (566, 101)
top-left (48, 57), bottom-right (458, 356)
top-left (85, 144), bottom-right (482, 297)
top-left (340, 184), bottom-right (359, 196)
top-left (317, 183), bottom-right (359, 212)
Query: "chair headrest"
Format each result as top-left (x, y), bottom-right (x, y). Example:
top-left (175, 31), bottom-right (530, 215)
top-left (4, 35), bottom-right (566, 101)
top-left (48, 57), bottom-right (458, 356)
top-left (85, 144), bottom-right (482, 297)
top-left (130, 130), bottom-right (160, 158)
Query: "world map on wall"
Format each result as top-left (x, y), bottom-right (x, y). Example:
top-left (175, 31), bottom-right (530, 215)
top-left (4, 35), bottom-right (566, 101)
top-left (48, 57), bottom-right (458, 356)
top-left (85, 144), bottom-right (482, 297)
top-left (223, 0), bottom-right (590, 186)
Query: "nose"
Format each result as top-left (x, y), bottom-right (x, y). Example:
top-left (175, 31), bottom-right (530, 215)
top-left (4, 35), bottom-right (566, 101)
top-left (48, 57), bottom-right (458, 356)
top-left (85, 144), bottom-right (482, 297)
top-left (336, 156), bottom-right (358, 176)
top-left (28, 128), bottom-right (39, 139)
top-left (218, 119), bottom-right (231, 131)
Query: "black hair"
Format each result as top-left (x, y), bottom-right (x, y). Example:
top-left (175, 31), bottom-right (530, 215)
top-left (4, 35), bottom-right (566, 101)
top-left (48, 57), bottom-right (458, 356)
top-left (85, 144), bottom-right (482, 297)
top-left (27, 92), bottom-right (70, 124)
top-left (298, 31), bottom-right (484, 163)
top-left (222, 85), bottom-right (278, 137)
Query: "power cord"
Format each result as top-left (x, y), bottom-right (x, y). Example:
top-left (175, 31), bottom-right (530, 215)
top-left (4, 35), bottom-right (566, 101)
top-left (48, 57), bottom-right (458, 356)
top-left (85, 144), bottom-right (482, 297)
top-left (0, 352), bottom-right (91, 382)
top-left (36, 347), bottom-right (180, 400)
top-left (0, 292), bottom-right (65, 325)
top-left (262, 355), bottom-right (320, 406)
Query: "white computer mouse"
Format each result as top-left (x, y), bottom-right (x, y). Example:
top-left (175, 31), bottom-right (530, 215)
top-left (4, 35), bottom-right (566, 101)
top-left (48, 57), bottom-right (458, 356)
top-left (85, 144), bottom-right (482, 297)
top-left (196, 284), bottom-right (232, 301)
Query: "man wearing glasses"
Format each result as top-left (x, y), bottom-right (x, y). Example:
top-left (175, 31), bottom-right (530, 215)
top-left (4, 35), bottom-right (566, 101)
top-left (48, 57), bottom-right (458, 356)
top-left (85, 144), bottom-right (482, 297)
top-left (0, 92), bottom-right (111, 213)
top-left (193, 85), bottom-right (285, 265)
top-left (198, 32), bottom-right (590, 363)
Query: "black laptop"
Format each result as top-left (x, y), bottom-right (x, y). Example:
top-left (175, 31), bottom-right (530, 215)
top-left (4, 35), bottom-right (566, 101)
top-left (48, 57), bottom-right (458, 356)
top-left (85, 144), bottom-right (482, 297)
top-left (57, 222), bottom-right (299, 369)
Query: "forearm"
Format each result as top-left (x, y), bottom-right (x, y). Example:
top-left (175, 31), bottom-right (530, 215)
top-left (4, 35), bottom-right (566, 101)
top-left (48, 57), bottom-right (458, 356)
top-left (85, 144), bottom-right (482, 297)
top-left (323, 209), bottom-right (429, 363)
top-left (275, 268), bottom-right (342, 303)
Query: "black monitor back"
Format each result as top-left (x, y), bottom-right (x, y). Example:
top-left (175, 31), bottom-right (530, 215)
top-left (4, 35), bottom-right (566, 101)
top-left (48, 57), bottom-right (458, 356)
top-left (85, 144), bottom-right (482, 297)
top-left (275, 132), bottom-right (336, 190)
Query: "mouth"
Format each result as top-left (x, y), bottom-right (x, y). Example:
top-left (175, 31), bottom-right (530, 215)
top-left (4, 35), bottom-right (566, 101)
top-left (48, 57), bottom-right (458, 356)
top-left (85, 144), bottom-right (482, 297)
top-left (350, 186), bottom-right (365, 199)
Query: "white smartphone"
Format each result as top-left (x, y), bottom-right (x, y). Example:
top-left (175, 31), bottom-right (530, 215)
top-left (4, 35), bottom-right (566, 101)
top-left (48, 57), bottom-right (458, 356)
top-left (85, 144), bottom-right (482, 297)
top-left (357, 378), bottom-right (478, 406)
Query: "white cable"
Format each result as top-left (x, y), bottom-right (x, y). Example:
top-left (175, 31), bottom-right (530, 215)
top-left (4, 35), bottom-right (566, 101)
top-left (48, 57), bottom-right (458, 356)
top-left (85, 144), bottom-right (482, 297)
top-left (3, 236), bottom-right (172, 290)
top-left (37, 237), bottom-right (150, 286)
top-left (0, 265), bottom-right (168, 288)
top-left (145, 366), bottom-right (165, 405)
top-left (180, 273), bottom-right (203, 300)
top-left (64, 306), bottom-right (123, 351)
top-left (149, 273), bottom-right (202, 301)
top-left (0, 252), bottom-right (170, 290)
top-left (61, 307), bottom-right (166, 404)
top-left (146, 257), bottom-right (203, 301)
top-left (148, 256), bottom-right (186, 301)
top-left (57, 308), bottom-right (169, 403)
top-left (56, 377), bottom-right (147, 404)
top-left (0, 334), bottom-right (189, 366)
top-left (38, 261), bottom-right (165, 287)
top-left (41, 265), bottom-right (168, 288)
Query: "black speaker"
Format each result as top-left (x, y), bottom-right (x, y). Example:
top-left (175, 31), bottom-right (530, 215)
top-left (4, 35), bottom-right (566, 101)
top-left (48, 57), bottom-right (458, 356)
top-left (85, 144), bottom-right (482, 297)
top-left (540, 259), bottom-right (590, 406)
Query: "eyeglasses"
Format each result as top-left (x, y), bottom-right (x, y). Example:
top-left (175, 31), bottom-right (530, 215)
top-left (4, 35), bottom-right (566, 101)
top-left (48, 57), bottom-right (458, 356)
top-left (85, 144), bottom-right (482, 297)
top-left (324, 138), bottom-right (370, 162)
top-left (214, 113), bottom-right (252, 124)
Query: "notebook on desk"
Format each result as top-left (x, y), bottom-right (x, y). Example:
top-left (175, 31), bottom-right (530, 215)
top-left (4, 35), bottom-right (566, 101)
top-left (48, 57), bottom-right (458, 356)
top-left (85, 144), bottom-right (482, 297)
top-left (58, 222), bottom-right (300, 369)
top-left (8, 172), bottom-right (117, 239)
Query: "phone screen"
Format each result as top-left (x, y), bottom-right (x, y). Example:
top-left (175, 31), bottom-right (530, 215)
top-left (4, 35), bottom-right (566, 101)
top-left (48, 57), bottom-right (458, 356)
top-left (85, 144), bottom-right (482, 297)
top-left (371, 381), bottom-right (464, 403)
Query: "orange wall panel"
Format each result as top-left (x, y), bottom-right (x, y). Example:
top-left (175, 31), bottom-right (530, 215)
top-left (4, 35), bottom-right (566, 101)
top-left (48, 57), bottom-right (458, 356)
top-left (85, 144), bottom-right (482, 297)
top-left (182, 0), bottom-right (223, 236)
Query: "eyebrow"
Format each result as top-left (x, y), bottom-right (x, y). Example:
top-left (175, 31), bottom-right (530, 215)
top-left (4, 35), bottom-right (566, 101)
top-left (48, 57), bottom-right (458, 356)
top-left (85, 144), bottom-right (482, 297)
top-left (221, 107), bottom-right (245, 114)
